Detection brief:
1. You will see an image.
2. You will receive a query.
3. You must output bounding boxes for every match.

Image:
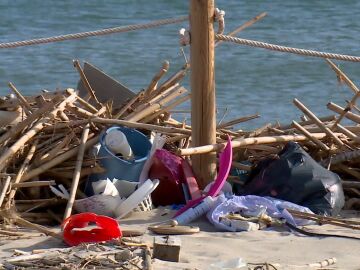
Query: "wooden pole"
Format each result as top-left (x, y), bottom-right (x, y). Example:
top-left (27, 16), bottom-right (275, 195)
top-left (190, 0), bottom-right (217, 188)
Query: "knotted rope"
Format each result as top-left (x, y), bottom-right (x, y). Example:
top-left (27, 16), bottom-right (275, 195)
top-left (179, 28), bottom-right (191, 46)
top-left (0, 16), bottom-right (188, 49)
top-left (179, 7), bottom-right (225, 46)
top-left (214, 8), bottom-right (225, 34)
top-left (215, 34), bottom-right (360, 62)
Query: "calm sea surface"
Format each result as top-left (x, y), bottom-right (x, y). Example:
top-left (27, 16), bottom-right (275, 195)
top-left (0, 0), bottom-right (359, 129)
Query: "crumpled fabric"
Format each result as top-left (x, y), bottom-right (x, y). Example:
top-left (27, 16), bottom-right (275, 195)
top-left (207, 195), bottom-right (314, 232)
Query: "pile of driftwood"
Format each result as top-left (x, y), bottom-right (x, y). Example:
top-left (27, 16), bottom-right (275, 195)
top-left (0, 59), bottom-right (191, 226)
top-left (0, 55), bottom-right (359, 233)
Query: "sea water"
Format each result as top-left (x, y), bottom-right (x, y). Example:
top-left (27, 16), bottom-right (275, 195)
top-left (0, 0), bottom-right (359, 129)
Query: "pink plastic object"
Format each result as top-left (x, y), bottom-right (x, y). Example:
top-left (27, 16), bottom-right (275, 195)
top-left (62, 212), bottom-right (122, 246)
top-left (149, 149), bottom-right (186, 206)
top-left (174, 136), bottom-right (232, 217)
top-left (181, 159), bottom-right (201, 201)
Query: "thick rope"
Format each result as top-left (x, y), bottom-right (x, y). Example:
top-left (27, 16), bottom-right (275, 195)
top-left (0, 16), bottom-right (188, 49)
top-left (215, 34), bottom-right (360, 62)
top-left (214, 8), bottom-right (225, 35)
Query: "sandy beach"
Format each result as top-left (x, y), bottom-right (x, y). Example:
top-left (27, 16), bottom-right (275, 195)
top-left (1, 208), bottom-right (360, 269)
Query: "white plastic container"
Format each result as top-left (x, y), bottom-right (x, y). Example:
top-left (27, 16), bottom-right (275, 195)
top-left (104, 129), bottom-right (134, 160)
top-left (115, 179), bottom-right (159, 219)
top-left (175, 196), bottom-right (216, 225)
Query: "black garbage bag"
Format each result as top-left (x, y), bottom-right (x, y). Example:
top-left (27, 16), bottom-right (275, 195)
top-left (240, 142), bottom-right (345, 216)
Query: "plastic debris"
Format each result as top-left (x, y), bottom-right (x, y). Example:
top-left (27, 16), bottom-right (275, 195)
top-left (62, 212), bottom-right (122, 246)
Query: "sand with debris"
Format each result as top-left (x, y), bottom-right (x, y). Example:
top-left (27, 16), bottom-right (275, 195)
top-left (1, 208), bottom-right (360, 270)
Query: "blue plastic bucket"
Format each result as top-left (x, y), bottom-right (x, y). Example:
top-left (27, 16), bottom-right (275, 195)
top-left (86, 126), bottom-right (152, 194)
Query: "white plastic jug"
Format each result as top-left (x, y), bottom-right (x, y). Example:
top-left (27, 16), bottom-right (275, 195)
top-left (104, 129), bottom-right (134, 160)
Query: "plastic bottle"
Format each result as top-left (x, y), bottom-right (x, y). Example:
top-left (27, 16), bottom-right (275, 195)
top-left (104, 129), bottom-right (134, 160)
top-left (175, 196), bottom-right (216, 225)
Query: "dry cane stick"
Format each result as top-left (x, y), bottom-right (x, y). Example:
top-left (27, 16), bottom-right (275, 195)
top-left (267, 127), bottom-right (286, 135)
top-left (146, 64), bottom-right (189, 102)
top-left (91, 118), bottom-right (191, 135)
top-left (146, 84), bottom-right (180, 105)
top-left (351, 102), bottom-right (360, 114)
top-left (66, 104), bottom-right (105, 118)
top-left (114, 90), bottom-right (145, 119)
top-left (336, 124), bottom-right (360, 143)
top-left (292, 120), bottom-right (330, 151)
top-left (288, 209), bottom-right (360, 226)
top-left (163, 118), bottom-right (192, 129)
top-left (327, 102), bottom-right (360, 124)
top-left (42, 119), bottom-right (89, 131)
top-left (332, 90), bottom-right (360, 129)
top-left (126, 87), bottom-right (187, 122)
top-left (217, 114), bottom-right (260, 129)
top-left (141, 94), bottom-right (191, 123)
top-left (8, 82), bottom-right (33, 114)
top-left (280, 115), bottom-right (336, 130)
top-left (73, 60), bottom-right (102, 107)
top-left (63, 124), bottom-right (90, 219)
top-left (57, 110), bottom-right (69, 121)
top-left (326, 59), bottom-right (360, 127)
top-left (293, 98), bottom-right (344, 147)
top-left (247, 123), bottom-right (272, 137)
top-left (75, 94), bottom-right (99, 113)
top-left (326, 59), bottom-right (359, 94)
top-left (7, 140), bottom-right (38, 207)
top-left (178, 132), bottom-right (340, 156)
top-left (144, 60), bottom-right (170, 97)
top-left (125, 84), bottom-right (180, 121)
top-left (0, 176), bottom-right (11, 208)
top-left (12, 180), bottom-right (55, 188)
top-left (287, 209), bottom-right (360, 230)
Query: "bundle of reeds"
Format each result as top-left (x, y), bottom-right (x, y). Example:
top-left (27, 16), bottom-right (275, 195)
top-left (0, 60), bottom-right (190, 227)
